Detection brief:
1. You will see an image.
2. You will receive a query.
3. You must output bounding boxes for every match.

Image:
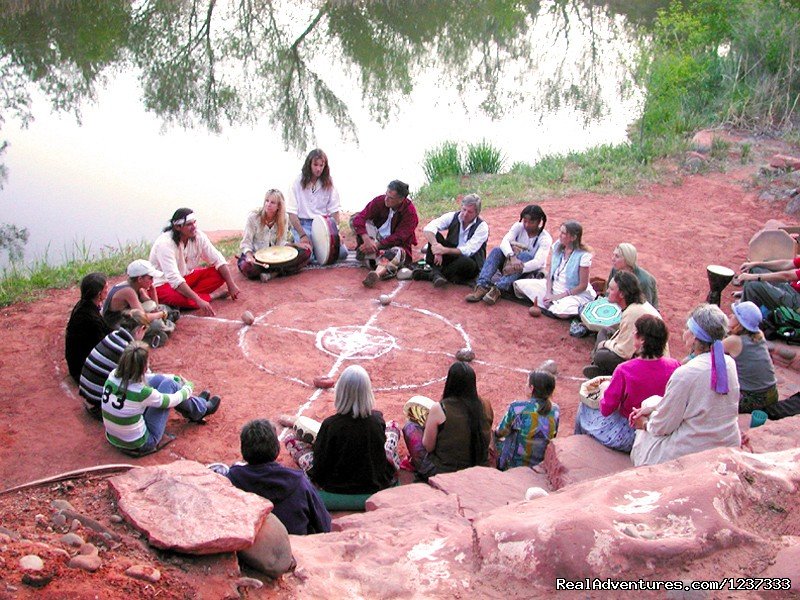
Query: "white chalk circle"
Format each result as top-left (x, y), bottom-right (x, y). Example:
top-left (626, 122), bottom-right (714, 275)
top-left (316, 325), bottom-right (397, 360)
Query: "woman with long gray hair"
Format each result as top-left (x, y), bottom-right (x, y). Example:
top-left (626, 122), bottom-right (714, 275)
top-left (283, 365), bottom-right (400, 494)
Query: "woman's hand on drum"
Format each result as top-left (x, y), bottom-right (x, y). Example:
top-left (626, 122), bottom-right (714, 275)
top-left (244, 252), bottom-right (255, 264)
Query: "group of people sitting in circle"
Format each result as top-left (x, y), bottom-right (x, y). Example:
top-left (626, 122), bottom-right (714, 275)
top-left (62, 147), bottom-right (783, 535)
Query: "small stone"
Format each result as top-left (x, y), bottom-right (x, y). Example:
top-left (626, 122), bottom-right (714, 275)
top-left (70, 519), bottom-right (81, 532)
top-left (0, 533), bottom-right (11, 543)
top-left (21, 573), bottom-right (52, 589)
top-left (68, 554), bottom-right (101, 572)
top-left (19, 555), bottom-right (44, 571)
top-left (78, 543), bottom-right (99, 556)
top-left (51, 500), bottom-right (75, 511)
top-left (60, 533), bottom-right (84, 547)
top-left (125, 564), bottom-right (161, 583)
top-left (396, 267), bottom-right (413, 281)
top-left (109, 515), bottom-right (123, 524)
top-left (6, 585), bottom-right (18, 592)
top-left (313, 376), bottom-right (335, 389)
top-left (241, 310), bottom-right (255, 326)
top-left (379, 294), bottom-right (391, 306)
top-left (777, 347), bottom-right (796, 361)
top-left (455, 348), bottom-right (475, 362)
top-left (236, 577), bottom-right (264, 589)
top-left (52, 513), bottom-right (67, 528)
top-left (34, 514), bottom-right (46, 525)
top-left (529, 305), bottom-right (542, 317)
top-left (537, 359), bottom-right (557, 376)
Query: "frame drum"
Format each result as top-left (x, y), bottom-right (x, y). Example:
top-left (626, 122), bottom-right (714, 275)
top-left (311, 214), bottom-right (341, 265)
top-left (403, 395), bottom-right (436, 427)
top-left (293, 416), bottom-right (321, 444)
top-left (254, 245), bottom-right (299, 269)
top-left (580, 297), bottom-right (622, 332)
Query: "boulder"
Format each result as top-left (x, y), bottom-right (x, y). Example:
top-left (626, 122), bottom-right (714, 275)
top-left (761, 538), bottom-right (800, 591)
top-left (473, 447), bottom-right (800, 589)
top-left (691, 129), bottom-right (717, 152)
top-left (109, 460), bottom-right (272, 554)
top-left (238, 513), bottom-right (295, 578)
top-left (542, 434), bottom-right (633, 490)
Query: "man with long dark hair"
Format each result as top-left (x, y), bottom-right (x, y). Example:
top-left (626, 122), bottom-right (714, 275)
top-left (149, 208), bottom-right (240, 316)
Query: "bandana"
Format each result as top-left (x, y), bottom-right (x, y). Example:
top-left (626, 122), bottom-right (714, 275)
top-left (173, 212), bottom-right (197, 226)
top-left (687, 317), bottom-right (728, 394)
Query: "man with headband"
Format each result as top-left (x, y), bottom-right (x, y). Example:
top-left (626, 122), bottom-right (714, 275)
top-left (149, 208), bottom-right (241, 316)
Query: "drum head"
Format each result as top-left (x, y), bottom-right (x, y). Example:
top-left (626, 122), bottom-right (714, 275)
top-left (580, 297), bottom-right (622, 332)
top-left (707, 264), bottom-right (735, 277)
top-left (311, 215), bottom-right (340, 265)
top-left (403, 396), bottom-right (435, 427)
top-left (254, 245), bottom-right (298, 266)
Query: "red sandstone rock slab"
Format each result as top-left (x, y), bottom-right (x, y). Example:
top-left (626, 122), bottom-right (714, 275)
top-left (770, 154), bottom-right (800, 170)
top-left (428, 466), bottom-right (550, 519)
top-left (365, 482), bottom-right (446, 512)
top-left (474, 447), bottom-right (800, 587)
top-left (762, 538), bottom-right (800, 591)
top-left (543, 434), bottom-right (633, 490)
top-left (747, 416), bottom-right (800, 453)
top-left (109, 461), bottom-right (272, 555)
top-left (335, 494), bottom-right (461, 532)
top-left (289, 496), bottom-right (475, 598)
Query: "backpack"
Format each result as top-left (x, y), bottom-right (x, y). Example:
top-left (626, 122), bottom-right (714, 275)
top-left (768, 306), bottom-right (800, 345)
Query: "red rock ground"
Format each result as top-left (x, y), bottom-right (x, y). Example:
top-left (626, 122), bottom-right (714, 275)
top-left (1, 136), bottom-right (799, 598)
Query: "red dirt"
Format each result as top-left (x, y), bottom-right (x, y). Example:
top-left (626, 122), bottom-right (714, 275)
top-left (1, 136), bottom-right (799, 597)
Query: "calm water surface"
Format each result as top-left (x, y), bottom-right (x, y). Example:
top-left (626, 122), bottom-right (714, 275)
top-left (0, 0), bottom-right (665, 266)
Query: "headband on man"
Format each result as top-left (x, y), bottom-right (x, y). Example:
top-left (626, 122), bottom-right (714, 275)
top-left (687, 316), bottom-right (728, 394)
top-left (172, 212), bottom-right (197, 226)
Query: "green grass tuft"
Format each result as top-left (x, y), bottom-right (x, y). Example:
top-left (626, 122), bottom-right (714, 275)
top-left (465, 140), bottom-right (504, 174)
top-left (422, 141), bottom-right (463, 183)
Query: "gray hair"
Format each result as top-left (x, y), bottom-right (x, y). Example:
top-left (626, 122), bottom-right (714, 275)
top-left (461, 193), bottom-right (481, 214)
top-left (334, 365), bottom-right (374, 418)
top-left (691, 303), bottom-right (729, 345)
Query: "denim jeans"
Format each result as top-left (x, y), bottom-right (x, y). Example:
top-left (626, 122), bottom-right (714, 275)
top-left (146, 374), bottom-right (207, 426)
top-left (476, 247), bottom-right (535, 291)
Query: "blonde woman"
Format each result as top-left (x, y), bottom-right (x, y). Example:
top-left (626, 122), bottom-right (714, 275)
top-left (238, 189), bottom-right (311, 282)
top-left (607, 243), bottom-right (659, 308)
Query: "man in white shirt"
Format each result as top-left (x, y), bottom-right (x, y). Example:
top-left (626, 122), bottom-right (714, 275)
top-left (149, 208), bottom-right (240, 317)
top-left (465, 204), bottom-right (552, 305)
top-left (416, 194), bottom-right (489, 288)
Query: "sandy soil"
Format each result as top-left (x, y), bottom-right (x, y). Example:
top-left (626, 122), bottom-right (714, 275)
top-left (1, 136), bottom-right (799, 597)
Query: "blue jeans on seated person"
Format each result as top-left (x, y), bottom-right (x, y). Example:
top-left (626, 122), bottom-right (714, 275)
top-left (295, 218), bottom-right (348, 263)
top-left (476, 248), bottom-right (536, 291)
top-left (146, 374), bottom-right (208, 423)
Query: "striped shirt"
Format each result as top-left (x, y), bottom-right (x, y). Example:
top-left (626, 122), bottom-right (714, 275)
top-left (102, 374), bottom-right (191, 449)
top-left (79, 329), bottom-right (135, 407)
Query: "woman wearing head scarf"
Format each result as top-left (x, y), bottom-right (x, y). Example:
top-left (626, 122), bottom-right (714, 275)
top-left (629, 304), bottom-right (741, 466)
top-left (723, 301), bottom-right (778, 413)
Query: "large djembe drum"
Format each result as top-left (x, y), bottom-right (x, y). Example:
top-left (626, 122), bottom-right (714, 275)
top-left (311, 214), bottom-right (341, 265)
top-left (706, 264), bottom-right (735, 306)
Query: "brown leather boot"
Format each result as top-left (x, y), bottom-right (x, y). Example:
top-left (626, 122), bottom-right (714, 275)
top-left (482, 286), bottom-right (502, 305)
top-left (465, 285), bottom-right (489, 302)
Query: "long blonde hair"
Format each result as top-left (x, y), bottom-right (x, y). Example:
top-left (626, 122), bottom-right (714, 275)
top-left (114, 341), bottom-right (149, 394)
top-left (257, 189), bottom-right (288, 244)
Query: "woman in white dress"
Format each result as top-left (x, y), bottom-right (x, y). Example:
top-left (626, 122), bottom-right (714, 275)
top-left (514, 220), bottom-right (596, 318)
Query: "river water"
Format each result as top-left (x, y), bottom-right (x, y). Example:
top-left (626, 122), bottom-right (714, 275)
top-left (0, 0), bottom-right (664, 267)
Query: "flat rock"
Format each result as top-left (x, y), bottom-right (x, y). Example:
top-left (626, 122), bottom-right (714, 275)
top-left (365, 482), bottom-right (446, 511)
top-left (59, 533), bottom-right (84, 547)
top-left (428, 466), bottom-right (548, 518)
top-left (770, 154), bottom-right (800, 171)
top-left (68, 554), bottom-right (101, 572)
top-left (542, 434), bottom-right (633, 490)
top-left (125, 564), bottom-right (161, 583)
top-left (761, 537), bottom-right (800, 591)
top-left (109, 460), bottom-right (272, 555)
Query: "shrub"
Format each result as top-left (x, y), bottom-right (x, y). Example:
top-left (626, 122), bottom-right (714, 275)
top-left (422, 141), bottom-right (462, 183)
top-left (465, 140), bottom-right (504, 174)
